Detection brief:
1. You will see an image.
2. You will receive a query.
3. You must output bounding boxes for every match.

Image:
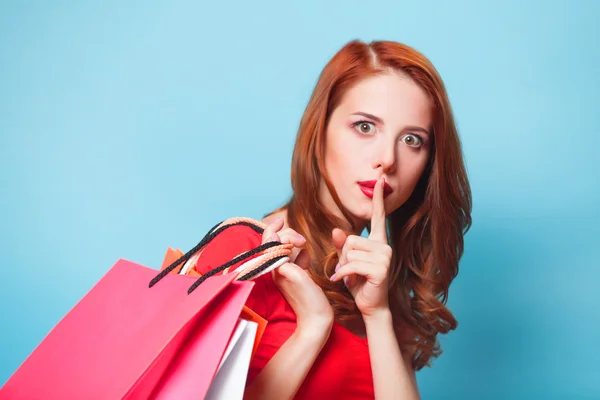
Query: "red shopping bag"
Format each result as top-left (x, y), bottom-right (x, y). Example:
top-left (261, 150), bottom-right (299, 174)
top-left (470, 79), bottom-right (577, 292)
top-left (0, 218), bottom-right (292, 400)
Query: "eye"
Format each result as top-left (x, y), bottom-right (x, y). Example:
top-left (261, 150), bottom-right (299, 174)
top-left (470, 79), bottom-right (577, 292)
top-left (401, 134), bottom-right (422, 148)
top-left (353, 121), bottom-right (377, 135)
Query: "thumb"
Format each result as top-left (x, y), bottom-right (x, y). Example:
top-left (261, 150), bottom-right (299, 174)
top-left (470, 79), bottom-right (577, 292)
top-left (332, 228), bottom-right (348, 264)
top-left (294, 249), bottom-right (311, 270)
top-left (271, 261), bottom-right (304, 284)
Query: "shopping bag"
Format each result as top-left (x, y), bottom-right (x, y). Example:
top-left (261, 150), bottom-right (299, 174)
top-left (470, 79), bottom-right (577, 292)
top-left (149, 280), bottom-right (255, 399)
top-left (0, 217), bottom-right (293, 400)
top-left (161, 246), bottom-right (201, 277)
top-left (150, 217), bottom-right (291, 399)
top-left (0, 260), bottom-right (242, 400)
top-left (160, 246), bottom-right (268, 358)
top-left (205, 319), bottom-right (258, 400)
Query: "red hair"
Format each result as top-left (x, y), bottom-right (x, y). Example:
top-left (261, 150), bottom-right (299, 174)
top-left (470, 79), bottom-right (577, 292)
top-left (267, 40), bottom-right (472, 370)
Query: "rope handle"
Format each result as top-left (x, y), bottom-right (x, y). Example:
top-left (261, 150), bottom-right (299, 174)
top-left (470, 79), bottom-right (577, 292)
top-left (148, 217), bottom-right (292, 294)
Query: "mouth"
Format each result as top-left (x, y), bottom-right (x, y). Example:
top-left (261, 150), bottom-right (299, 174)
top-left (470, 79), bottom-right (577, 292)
top-left (357, 180), bottom-right (393, 199)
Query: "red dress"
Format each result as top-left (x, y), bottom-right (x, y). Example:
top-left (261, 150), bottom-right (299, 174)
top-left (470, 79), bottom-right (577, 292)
top-left (194, 224), bottom-right (375, 399)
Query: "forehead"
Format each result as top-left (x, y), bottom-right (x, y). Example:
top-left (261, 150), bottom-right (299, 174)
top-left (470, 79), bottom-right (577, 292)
top-left (337, 72), bottom-right (432, 128)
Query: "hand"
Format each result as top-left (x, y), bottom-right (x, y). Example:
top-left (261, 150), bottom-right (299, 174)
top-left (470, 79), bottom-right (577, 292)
top-left (261, 218), bottom-right (308, 265)
top-left (261, 219), bottom-right (334, 334)
top-left (329, 177), bottom-right (393, 320)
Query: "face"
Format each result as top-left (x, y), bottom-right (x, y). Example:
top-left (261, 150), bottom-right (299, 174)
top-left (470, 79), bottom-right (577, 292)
top-left (321, 71), bottom-right (433, 230)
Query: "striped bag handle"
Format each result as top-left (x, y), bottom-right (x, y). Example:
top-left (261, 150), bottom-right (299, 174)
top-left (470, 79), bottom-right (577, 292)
top-left (149, 217), bottom-right (292, 294)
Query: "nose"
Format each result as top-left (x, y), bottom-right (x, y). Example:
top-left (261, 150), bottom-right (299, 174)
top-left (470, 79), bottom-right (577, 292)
top-left (372, 138), bottom-right (396, 173)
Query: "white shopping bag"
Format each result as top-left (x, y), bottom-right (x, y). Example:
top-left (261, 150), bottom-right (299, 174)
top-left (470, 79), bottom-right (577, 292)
top-left (206, 318), bottom-right (258, 400)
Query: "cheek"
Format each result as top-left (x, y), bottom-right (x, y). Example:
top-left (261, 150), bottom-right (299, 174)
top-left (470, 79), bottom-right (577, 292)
top-left (325, 130), bottom-right (356, 175)
top-left (325, 145), bottom-right (343, 178)
top-left (392, 153), bottom-right (429, 204)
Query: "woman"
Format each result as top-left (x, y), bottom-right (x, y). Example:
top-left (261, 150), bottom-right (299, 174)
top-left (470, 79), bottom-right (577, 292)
top-left (195, 39), bottom-right (471, 399)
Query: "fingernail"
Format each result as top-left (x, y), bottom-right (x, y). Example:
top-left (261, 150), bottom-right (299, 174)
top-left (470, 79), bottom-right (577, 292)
top-left (275, 218), bottom-right (284, 223)
top-left (329, 273), bottom-right (336, 281)
top-left (297, 234), bottom-right (306, 241)
top-left (335, 263), bottom-right (340, 272)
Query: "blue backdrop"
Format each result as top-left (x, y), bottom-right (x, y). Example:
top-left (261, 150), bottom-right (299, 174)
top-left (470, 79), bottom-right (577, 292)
top-left (1, 1), bottom-right (598, 398)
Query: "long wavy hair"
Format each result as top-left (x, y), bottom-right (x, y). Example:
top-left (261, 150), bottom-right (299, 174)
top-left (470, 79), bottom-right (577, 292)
top-left (266, 39), bottom-right (472, 370)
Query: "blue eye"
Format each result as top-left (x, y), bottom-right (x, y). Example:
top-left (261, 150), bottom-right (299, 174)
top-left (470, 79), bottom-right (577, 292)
top-left (401, 134), bottom-right (422, 147)
top-left (353, 121), bottom-right (377, 135)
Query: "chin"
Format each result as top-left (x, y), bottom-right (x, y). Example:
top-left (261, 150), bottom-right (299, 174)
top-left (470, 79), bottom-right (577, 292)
top-left (344, 202), bottom-right (372, 225)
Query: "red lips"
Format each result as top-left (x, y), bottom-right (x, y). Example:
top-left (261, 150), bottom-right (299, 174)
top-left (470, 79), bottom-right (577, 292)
top-left (357, 180), bottom-right (393, 198)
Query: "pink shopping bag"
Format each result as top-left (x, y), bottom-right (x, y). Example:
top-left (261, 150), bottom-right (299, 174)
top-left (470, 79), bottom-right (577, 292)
top-left (0, 259), bottom-right (251, 400)
top-left (150, 279), bottom-right (254, 399)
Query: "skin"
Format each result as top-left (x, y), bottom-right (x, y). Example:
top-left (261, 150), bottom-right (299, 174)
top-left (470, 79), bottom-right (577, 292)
top-left (321, 70), bottom-right (432, 232)
top-left (245, 71), bottom-right (432, 400)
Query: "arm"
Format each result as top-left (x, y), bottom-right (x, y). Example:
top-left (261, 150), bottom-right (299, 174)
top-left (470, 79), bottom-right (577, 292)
top-left (364, 310), bottom-right (419, 400)
top-left (244, 218), bottom-right (334, 399)
top-left (244, 322), bottom-right (331, 400)
top-left (329, 179), bottom-right (420, 399)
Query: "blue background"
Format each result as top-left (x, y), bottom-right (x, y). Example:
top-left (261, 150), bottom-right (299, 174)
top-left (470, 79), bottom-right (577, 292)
top-left (1, 1), bottom-right (599, 398)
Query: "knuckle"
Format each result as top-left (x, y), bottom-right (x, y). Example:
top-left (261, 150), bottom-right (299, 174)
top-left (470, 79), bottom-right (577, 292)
top-left (347, 235), bottom-right (357, 247)
top-left (279, 228), bottom-right (303, 243)
top-left (382, 256), bottom-right (391, 268)
top-left (382, 244), bottom-right (393, 258)
top-left (346, 250), bottom-right (357, 262)
top-left (339, 263), bottom-right (353, 274)
top-left (380, 257), bottom-right (390, 269)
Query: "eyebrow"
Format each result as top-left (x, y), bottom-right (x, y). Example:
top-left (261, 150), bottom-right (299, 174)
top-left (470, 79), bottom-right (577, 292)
top-left (351, 111), bottom-right (431, 136)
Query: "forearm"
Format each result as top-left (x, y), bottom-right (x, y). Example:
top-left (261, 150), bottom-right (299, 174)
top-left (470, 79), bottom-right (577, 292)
top-left (364, 310), bottom-right (420, 400)
top-left (244, 326), bottom-right (330, 400)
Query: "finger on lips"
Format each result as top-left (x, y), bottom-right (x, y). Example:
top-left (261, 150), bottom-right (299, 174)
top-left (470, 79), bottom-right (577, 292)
top-left (329, 177), bottom-right (389, 284)
top-left (368, 177), bottom-right (388, 244)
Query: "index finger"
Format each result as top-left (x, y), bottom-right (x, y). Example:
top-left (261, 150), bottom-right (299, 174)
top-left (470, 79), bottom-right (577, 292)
top-left (369, 177), bottom-right (387, 243)
top-left (262, 218), bottom-right (284, 244)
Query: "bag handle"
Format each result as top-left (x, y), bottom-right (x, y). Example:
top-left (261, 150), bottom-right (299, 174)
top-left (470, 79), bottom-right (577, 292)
top-left (149, 217), bottom-right (292, 294)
